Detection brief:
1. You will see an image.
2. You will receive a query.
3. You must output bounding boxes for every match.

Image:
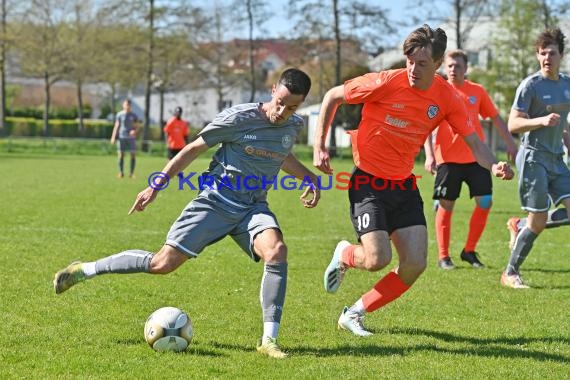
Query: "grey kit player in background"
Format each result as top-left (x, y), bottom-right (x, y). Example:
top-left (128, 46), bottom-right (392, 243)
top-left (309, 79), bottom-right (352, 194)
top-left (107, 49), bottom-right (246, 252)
top-left (53, 68), bottom-right (319, 359)
top-left (502, 28), bottom-right (570, 289)
top-left (110, 99), bottom-right (140, 178)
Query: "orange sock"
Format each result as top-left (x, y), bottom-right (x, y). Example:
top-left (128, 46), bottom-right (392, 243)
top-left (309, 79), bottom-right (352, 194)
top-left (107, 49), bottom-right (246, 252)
top-left (435, 207), bottom-right (452, 260)
top-left (362, 271), bottom-right (410, 313)
top-left (341, 245), bottom-right (357, 268)
top-left (464, 206), bottom-right (490, 252)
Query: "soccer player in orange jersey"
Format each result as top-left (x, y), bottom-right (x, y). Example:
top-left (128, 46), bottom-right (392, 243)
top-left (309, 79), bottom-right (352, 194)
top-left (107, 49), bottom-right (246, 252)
top-left (313, 25), bottom-right (514, 336)
top-left (423, 50), bottom-right (518, 270)
top-left (163, 106), bottom-right (190, 160)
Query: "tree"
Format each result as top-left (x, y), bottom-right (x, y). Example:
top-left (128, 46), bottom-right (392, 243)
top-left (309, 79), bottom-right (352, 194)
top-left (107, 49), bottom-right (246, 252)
top-left (64, 0), bottom-right (100, 135)
top-left (95, 0), bottom-right (154, 126)
top-left (141, 0), bottom-right (156, 151)
top-left (14, 0), bottom-right (72, 136)
top-left (0, 0), bottom-right (7, 135)
top-left (92, 23), bottom-right (147, 118)
top-left (153, 32), bottom-right (194, 136)
top-left (232, 0), bottom-right (269, 102)
top-left (188, 3), bottom-right (244, 113)
top-left (407, 0), bottom-right (491, 50)
top-left (471, 0), bottom-right (553, 122)
top-left (151, 1), bottom-right (211, 135)
top-left (288, 0), bottom-right (392, 155)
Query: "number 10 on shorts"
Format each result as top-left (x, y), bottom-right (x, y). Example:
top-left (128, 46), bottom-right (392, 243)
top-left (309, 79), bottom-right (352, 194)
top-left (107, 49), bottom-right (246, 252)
top-left (357, 213), bottom-right (370, 231)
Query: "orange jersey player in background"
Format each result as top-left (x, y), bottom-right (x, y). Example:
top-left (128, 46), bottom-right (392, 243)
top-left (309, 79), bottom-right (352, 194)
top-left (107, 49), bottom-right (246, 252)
top-left (424, 50), bottom-right (517, 270)
top-left (163, 106), bottom-right (190, 160)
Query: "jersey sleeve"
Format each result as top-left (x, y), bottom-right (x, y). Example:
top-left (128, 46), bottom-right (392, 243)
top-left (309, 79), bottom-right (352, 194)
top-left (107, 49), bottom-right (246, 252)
top-left (198, 113), bottom-right (238, 147)
top-left (478, 86), bottom-right (499, 119)
top-left (512, 80), bottom-right (533, 113)
top-left (445, 92), bottom-right (475, 136)
top-left (344, 71), bottom-right (392, 104)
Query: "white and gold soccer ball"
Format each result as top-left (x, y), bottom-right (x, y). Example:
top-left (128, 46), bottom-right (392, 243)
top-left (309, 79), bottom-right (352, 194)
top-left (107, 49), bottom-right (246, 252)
top-left (144, 306), bottom-right (193, 352)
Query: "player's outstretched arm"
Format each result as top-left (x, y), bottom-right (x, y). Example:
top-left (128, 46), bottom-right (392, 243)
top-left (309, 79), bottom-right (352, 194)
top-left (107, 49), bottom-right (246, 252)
top-left (313, 85), bottom-right (346, 175)
top-left (128, 137), bottom-right (210, 214)
top-left (463, 133), bottom-right (514, 180)
top-left (281, 153), bottom-right (321, 208)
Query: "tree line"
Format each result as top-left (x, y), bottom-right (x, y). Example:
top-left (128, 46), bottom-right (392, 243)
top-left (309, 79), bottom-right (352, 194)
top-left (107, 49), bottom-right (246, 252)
top-left (0, 0), bottom-right (569, 151)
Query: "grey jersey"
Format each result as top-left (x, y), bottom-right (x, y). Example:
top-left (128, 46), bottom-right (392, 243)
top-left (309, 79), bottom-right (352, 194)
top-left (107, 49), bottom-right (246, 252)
top-left (512, 71), bottom-right (570, 154)
top-left (197, 103), bottom-right (304, 206)
top-left (116, 111), bottom-right (139, 139)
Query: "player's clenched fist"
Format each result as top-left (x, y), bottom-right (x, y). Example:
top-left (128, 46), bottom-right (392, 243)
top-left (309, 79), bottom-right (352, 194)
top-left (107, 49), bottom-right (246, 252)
top-left (491, 161), bottom-right (514, 180)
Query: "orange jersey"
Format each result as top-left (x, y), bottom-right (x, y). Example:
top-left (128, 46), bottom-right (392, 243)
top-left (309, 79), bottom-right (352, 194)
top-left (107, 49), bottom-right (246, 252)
top-left (434, 80), bottom-right (498, 164)
top-left (163, 117), bottom-right (189, 149)
top-left (344, 69), bottom-right (475, 179)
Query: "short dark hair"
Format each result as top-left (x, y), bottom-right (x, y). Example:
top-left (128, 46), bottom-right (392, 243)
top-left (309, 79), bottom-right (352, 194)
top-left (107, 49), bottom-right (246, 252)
top-left (403, 24), bottom-right (447, 62)
top-left (278, 68), bottom-right (311, 99)
top-left (535, 28), bottom-right (565, 54)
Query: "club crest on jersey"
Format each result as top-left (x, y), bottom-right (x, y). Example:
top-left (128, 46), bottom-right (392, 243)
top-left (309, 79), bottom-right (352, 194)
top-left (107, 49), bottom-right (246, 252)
top-left (468, 96), bottom-right (477, 104)
top-left (427, 105), bottom-right (439, 119)
top-left (282, 134), bottom-right (292, 148)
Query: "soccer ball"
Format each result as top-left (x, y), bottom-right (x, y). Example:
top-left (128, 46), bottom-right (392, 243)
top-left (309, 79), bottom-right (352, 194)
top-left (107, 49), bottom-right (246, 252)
top-left (144, 306), bottom-right (193, 352)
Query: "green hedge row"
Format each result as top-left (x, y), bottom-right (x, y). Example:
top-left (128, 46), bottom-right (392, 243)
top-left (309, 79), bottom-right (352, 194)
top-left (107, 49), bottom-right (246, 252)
top-left (2, 117), bottom-right (162, 139)
top-left (9, 106), bottom-right (93, 119)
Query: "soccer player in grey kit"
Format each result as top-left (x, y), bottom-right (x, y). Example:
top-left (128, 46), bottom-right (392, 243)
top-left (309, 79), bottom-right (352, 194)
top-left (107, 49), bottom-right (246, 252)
top-left (501, 28), bottom-right (570, 289)
top-left (54, 68), bottom-right (318, 358)
top-left (110, 99), bottom-right (140, 178)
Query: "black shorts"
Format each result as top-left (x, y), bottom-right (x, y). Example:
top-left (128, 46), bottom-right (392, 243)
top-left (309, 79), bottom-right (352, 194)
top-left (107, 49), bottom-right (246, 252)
top-left (167, 148), bottom-right (183, 159)
top-left (348, 168), bottom-right (426, 238)
top-left (433, 162), bottom-right (492, 200)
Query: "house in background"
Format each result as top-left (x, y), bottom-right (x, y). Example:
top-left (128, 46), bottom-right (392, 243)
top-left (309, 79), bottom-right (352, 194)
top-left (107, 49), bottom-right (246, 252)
top-left (133, 39), bottom-right (292, 129)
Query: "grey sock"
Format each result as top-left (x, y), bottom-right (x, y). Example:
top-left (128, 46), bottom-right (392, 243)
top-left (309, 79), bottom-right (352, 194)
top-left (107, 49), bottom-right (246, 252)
top-left (506, 228), bottom-right (538, 275)
top-left (260, 262), bottom-right (287, 323)
top-left (95, 249), bottom-right (153, 274)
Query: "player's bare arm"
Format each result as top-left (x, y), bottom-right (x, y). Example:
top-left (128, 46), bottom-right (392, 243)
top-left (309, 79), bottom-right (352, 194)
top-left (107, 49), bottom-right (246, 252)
top-left (463, 132), bottom-right (514, 180)
top-left (313, 85), bottom-right (346, 175)
top-left (110, 120), bottom-right (119, 144)
top-left (281, 153), bottom-right (321, 208)
top-left (128, 136), bottom-right (210, 215)
top-left (423, 136), bottom-right (437, 175)
top-left (508, 108), bottom-right (560, 134)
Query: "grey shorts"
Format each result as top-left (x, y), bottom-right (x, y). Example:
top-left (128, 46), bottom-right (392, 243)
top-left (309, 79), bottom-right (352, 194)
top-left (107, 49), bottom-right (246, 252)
top-left (517, 148), bottom-right (570, 212)
top-left (165, 192), bottom-right (280, 261)
top-left (117, 138), bottom-right (137, 153)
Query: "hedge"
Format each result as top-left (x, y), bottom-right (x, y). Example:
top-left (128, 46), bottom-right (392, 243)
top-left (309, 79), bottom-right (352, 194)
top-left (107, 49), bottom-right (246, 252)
top-left (2, 117), bottom-right (162, 140)
top-left (8, 106), bottom-right (92, 119)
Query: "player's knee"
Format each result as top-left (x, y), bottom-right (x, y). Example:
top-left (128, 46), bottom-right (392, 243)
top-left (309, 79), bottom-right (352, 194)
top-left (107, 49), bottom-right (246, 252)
top-left (260, 241), bottom-right (287, 264)
top-left (149, 251), bottom-right (185, 274)
top-left (364, 250), bottom-right (391, 271)
top-left (149, 258), bottom-right (175, 274)
top-left (400, 256), bottom-right (427, 278)
top-left (149, 262), bottom-right (170, 274)
top-left (477, 194), bottom-right (493, 209)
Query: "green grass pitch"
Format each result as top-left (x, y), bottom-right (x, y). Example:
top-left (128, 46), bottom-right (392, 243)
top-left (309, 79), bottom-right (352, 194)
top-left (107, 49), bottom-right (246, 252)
top-left (1, 152), bottom-right (569, 379)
